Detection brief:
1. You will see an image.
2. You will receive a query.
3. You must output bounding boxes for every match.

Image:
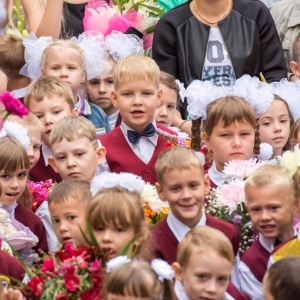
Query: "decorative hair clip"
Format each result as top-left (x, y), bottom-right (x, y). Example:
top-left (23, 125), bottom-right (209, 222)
top-left (231, 75), bottom-right (274, 118)
top-left (257, 143), bottom-right (273, 161)
top-left (270, 79), bottom-right (300, 121)
top-left (175, 79), bottom-right (185, 102)
top-left (71, 31), bottom-right (112, 80)
top-left (19, 33), bottom-right (53, 79)
top-left (106, 256), bottom-right (175, 282)
top-left (184, 80), bottom-right (227, 120)
top-left (104, 30), bottom-right (144, 62)
top-left (90, 172), bottom-right (145, 196)
top-left (281, 143), bottom-right (300, 179)
top-left (0, 121), bottom-right (30, 150)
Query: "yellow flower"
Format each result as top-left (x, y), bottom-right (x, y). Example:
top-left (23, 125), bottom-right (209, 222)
top-left (281, 150), bottom-right (298, 179)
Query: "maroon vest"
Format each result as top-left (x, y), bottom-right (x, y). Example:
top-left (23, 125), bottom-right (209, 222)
top-left (241, 240), bottom-right (270, 282)
top-left (100, 124), bottom-right (172, 184)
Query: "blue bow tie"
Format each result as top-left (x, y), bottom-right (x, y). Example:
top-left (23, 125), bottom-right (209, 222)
top-left (127, 123), bottom-right (156, 145)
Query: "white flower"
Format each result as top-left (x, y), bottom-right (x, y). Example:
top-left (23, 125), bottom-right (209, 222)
top-left (175, 79), bottom-right (185, 102)
top-left (106, 256), bottom-right (131, 273)
top-left (151, 259), bottom-right (174, 281)
top-left (281, 145), bottom-right (300, 179)
top-left (257, 143), bottom-right (273, 161)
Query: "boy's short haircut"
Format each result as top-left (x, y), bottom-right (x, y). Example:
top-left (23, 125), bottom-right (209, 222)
top-left (160, 71), bottom-right (179, 100)
top-left (155, 146), bottom-right (203, 185)
top-left (48, 179), bottom-right (92, 206)
top-left (7, 112), bottom-right (44, 133)
top-left (49, 115), bottom-right (98, 148)
top-left (0, 34), bottom-right (25, 77)
top-left (113, 54), bottom-right (160, 90)
top-left (177, 226), bottom-right (234, 269)
top-left (245, 164), bottom-right (294, 202)
top-left (267, 257), bottom-right (300, 300)
top-left (292, 32), bottom-right (300, 63)
top-left (24, 76), bottom-right (74, 109)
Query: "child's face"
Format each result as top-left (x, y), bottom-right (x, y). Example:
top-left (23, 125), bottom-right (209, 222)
top-left (174, 249), bottom-right (232, 300)
top-left (156, 166), bottom-right (210, 228)
top-left (0, 168), bottom-right (28, 205)
top-left (42, 48), bottom-right (85, 97)
top-left (29, 95), bottom-right (77, 146)
top-left (154, 84), bottom-right (177, 127)
top-left (85, 71), bottom-right (117, 116)
top-left (258, 99), bottom-right (290, 158)
top-left (204, 120), bottom-right (255, 172)
top-left (49, 197), bottom-right (86, 247)
top-left (262, 273), bottom-right (274, 300)
top-left (27, 128), bottom-right (42, 170)
top-left (49, 137), bottom-right (105, 182)
top-left (111, 78), bottom-right (162, 132)
top-left (246, 184), bottom-right (296, 242)
top-left (93, 221), bottom-right (136, 258)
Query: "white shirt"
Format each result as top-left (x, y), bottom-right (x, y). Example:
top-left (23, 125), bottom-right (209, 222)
top-left (108, 110), bottom-right (119, 130)
top-left (42, 143), bottom-right (52, 167)
top-left (208, 160), bottom-right (226, 187)
top-left (98, 121), bottom-right (158, 172)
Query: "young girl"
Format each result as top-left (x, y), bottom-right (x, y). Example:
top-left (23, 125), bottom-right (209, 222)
top-left (20, 33), bottom-right (111, 136)
top-left (172, 226), bottom-right (237, 300)
top-left (0, 135), bottom-right (48, 255)
top-left (87, 172), bottom-right (151, 260)
top-left (85, 31), bottom-right (144, 130)
top-left (104, 259), bottom-right (176, 300)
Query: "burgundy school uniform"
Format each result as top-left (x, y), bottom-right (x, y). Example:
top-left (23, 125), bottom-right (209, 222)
top-left (100, 124), bottom-right (175, 184)
top-left (241, 240), bottom-right (270, 283)
top-left (152, 213), bottom-right (240, 264)
top-left (29, 148), bottom-right (62, 183)
top-left (15, 204), bottom-right (49, 253)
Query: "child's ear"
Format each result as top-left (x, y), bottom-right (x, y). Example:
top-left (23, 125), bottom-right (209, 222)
top-left (155, 182), bottom-right (166, 201)
top-left (202, 132), bottom-right (211, 151)
top-left (96, 146), bottom-right (106, 165)
top-left (111, 91), bottom-right (119, 108)
top-left (41, 68), bottom-right (45, 76)
top-left (290, 61), bottom-right (300, 78)
top-left (48, 156), bottom-right (59, 173)
top-left (81, 69), bottom-right (87, 84)
top-left (203, 174), bottom-right (210, 195)
top-left (172, 262), bottom-right (183, 281)
top-left (72, 108), bottom-right (79, 116)
top-left (156, 88), bottom-right (163, 107)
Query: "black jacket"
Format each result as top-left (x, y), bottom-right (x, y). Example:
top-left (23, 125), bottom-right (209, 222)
top-left (153, 0), bottom-right (287, 87)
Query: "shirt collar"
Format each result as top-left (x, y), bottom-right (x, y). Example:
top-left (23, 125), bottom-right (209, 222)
top-left (120, 121), bottom-right (158, 146)
top-left (0, 202), bottom-right (18, 218)
top-left (167, 210), bottom-right (206, 242)
top-left (75, 94), bottom-right (92, 116)
top-left (42, 143), bottom-right (52, 166)
top-left (208, 161), bottom-right (225, 186)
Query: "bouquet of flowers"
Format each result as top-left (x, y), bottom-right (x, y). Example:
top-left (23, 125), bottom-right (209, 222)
top-left (156, 128), bottom-right (191, 149)
top-left (0, 92), bottom-right (29, 130)
top-left (18, 244), bottom-right (111, 300)
top-left (83, 0), bottom-right (164, 49)
top-left (206, 159), bottom-right (264, 252)
top-left (27, 180), bottom-right (55, 213)
top-left (142, 183), bottom-right (170, 226)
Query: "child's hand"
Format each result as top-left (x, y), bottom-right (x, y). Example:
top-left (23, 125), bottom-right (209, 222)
top-left (2, 288), bottom-right (23, 300)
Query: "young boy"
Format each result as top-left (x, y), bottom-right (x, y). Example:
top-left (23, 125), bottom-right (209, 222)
top-left (99, 54), bottom-right (176, 184)
top-left (24, 76), bottom-right (78, 183)
top-left (0, 34), bottom-right (31, 99)
top-left (153, 146), bottom-right (248, 300)
top-left (48, 179), bottom-right (92, 247)
top-left (290, 32), bottom-right (300, 80)
top-left (239, 164), bottom-right (297, 300)
top-left (48, 115), bottom-right (106, 182)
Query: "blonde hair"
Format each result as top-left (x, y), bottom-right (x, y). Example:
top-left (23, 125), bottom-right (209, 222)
top-left (191, 96), bottom-right (259, 153)
top-left (177, 226), bottom-right (235, 269)
top-left (49, 115), bottom-right (98, 148)
top-left (48, 179), bottom-right (92, 206)
top-left (7, 113), bottom-right (44, 133)
top-left (104, 261), bottom-right (176, 300)
top-left (290, 119), bottom-right (300, 142)
top-left (42, 39), bottom-right (85, 69)
top-left (245, 164), bottom-right (295, 203)
top-left (86, 187), bottom-right (151, 259)
top-left (24, 76), bottom-right (74, 109)
top-left (0, 69), bottom-right (7, 92)
top-left (0, 34), bottom-right (26, 78)
top-left (113, 54), bottom-right (160, 90)
top-left (155, 146), bottom-right (203, 185)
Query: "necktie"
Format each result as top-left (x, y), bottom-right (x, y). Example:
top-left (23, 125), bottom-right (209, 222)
top-left (127, 123), bottom-right (156, 145)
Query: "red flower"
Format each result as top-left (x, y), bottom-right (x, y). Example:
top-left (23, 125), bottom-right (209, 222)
top-left (56, 293), bottom-right (71, 300)
top-left (42, 258), bottom-right (55, 273)
top-left (80, 289), bottom-right (101, 300)
top-left (91, 273), bottom-right (103, 288)
top-left (27, 277), bottom-right (44, 296)
top-left (65, 273), bottom-right (80, 292)
top-left (0, 91), bottom-right (29, 117)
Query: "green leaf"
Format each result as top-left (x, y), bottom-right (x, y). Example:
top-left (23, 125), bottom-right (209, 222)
top-left (85, 219), bottom-right (100, 246)
top-left (119, 235), bottom-right (137, 256)
top-left (138, 3), bottom-right (164, 16)
top-left (146, 25), bottom-right (156, 34)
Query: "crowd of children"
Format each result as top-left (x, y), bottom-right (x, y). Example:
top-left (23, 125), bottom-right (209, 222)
top-left (0, 15), bottom-right (300, 300)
